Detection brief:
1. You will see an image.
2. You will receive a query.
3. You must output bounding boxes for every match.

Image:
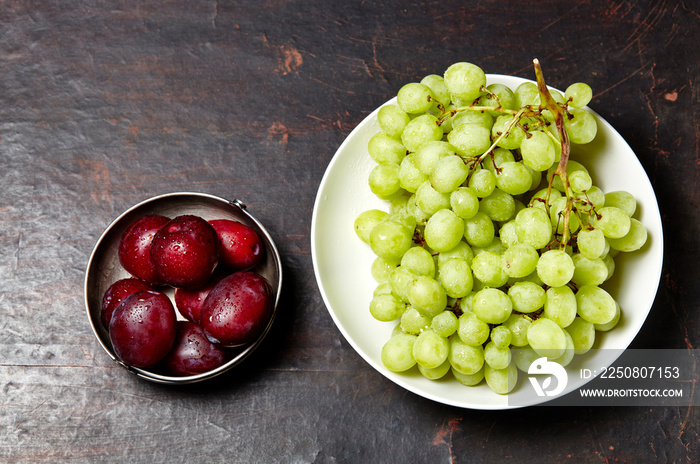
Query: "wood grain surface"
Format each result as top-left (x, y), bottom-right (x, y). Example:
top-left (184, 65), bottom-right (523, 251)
top-left (0, 1), bottom-right (697, 463)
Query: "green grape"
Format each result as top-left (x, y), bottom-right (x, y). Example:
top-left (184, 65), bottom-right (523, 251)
top-left (452, 366), bottom-right (485, 386)
top-left (373, 281), bottom-right (392, 297)
top-left (448, 334), bottom-right (485, 375)
top-left (430, 155), bottom-right (469, 193)
top-left (508, 281), bottom-right (546, 314)
top-left (604, 190), bottom-right (636, 217)
top-left (479, 188), bottom-right (515, 222)
top-left (400, 246), bottom-right (435, 277)
top-left (378, 104), bottom-right (411, 139)
top-left (549, 196), bottom-right (580, 234)
top-left (571, 254), bottom-right (608, 286)
top-left (529, 187), bottom-right (561, 212)
top-left (415, 180), bottom-right (451, 215)
top-left (381, 333), bottom-right (417, 372)
top-left (438, 258), bottom-right (473, 298)
top-left (401, 114), bottom-right (443, 153)
top-left (474, 236), bottom-right (507, 256)
top-left (463, 211), bottom-right (495, 248)
top-left (473, 288), bottom-right (513, 324)
top-left (504, 314), bottom-right (532, 347)
top-left (517, 270), bottom-right (545, 287)
top-left (503, 243), bottom-right (539, 278)
top-left (548, 160), bottom-right (588, 192)
top-left (577, 184), bottom-right (606, 210)
top-left (602, 253), bottom-right (615, 281)
top-left (413, 329), bottom-right (449, 368)
top-left (368, 132), bottom-right (407, 165)
top-left (477, 83), bottom-right (517, 114)
top-left (520, 130), bottom-right (556, 172)
top-left (447, 123), bottom-right (492, 156)
top-left (389, 206), bottom-right (417, 230)
top-left (419, 359), bottom-right (451, 380)
top-left (457, 311), bottom-right (490, 346)
top-left (490, 325), bottom-right (512, 348)
top-left (514, 81), bottom-right (540, 107)
top-left (368, 163), bottom-right (401, 198)
top-left (527, 317), bottom-right (567, 358)
top-left (371, 256), bottom-right (400, 283)
top-left (415, 140), bottom-right (454, 175)
top-left (431, 310), bottom-right (459, 338)
top-left (548, 88), bottom-right (566, 104)
top-left (512, 346), bottom-right (540, 372)
top-left (484, 341), bottom-right (511, 370)
top-left (591, 206), bottom-right (631, 239)
top-left (576, 285), bottom-right (617, 325)
top-left (369, 294), bottom-right (406, 322)
top-left (406, 194), bottom-right (431, 225)
top-left (458, 291), bottom-right (476, 313)
top-left (354, 209), bottom-right (390, 243)
top-left (391, 321), bottom-right (404, 337)
top-left (389, 192), bottom-right (410, 214)
top-left (515, 207), bottom-right (552, 249)
top-left (397, 82), bottom-right (435, 114)
top-left (608, 218), bottom-right (648, 252)
top-left (565, 317), bottom-right (595, 355)
top-left (407, 275), bottom-right (447, 317)
top-left (389, 266), bottom-right (418, 302)
top-left (484, 363), bottom-right (517, 395)
top-left (451, 109), bottom-right (493, 130)
top-left (565, 108), bottom-right (597, 144)
top-left (420, 74), bottom-right (451, 106)
top-left (565, 82), bottom-right (593, 108)
top-left (569, 170), bottom-right (592, 193)
top-left (595, 301), bottom-right (621, 332)
top-left (398, 153), bottom-right (428, 193)
top-left (400, 306), bottom-right (432, 334)
top-left (471, 251), bottom-right (509, 288)
top-left (443, 62), bottom-right (486, 104)
top-left (370, 220), bottom-right (414, 261)
top-left (450, 187), bottom-right (480, 220)
top-left (492, 114), bottom-right (527, 150)
top-left (536, 250), bottom-right (575, 287)
top-left (543, 285), bottom-right (577, 328)
top-left (528, 168), bottom-right (542, 192)
top-left (437, 240), bottom-right (474, 267)
top-left (550, 329), bottom-right (575, 367)
top-left (424, 209), bottom-right (465, 252)
top-left (576, 228), bottom-right (606, 259)
top-left (483, 147), bottom-right (515, 173)
top-left (499, 221), bottom-right (520, 248)
top-left (468, 169), bottom-right (497, 198)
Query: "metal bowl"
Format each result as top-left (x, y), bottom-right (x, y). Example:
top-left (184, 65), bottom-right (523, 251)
top-left (84, 192), bottom-right (283, 384)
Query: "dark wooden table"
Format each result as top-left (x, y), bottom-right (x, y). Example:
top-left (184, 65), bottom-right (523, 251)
top-left (1, 1), bottom-right (697, 462)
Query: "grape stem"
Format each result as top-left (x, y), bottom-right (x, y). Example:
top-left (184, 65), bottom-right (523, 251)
top-left (437, 59), bottom-right (576, 249)
top-left (533, 58), bottom-right (573, 249)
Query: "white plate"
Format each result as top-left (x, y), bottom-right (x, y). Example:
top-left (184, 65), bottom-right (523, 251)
top-left (311, 74), bottom-right (664, 409)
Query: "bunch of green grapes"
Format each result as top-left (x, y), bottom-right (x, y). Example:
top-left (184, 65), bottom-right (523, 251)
top-left (353, 59), bottom-right (648, 395)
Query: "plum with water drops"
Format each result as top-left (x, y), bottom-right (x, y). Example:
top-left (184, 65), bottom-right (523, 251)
top-left (164, 321), bottom-right (229, 376)
top-left (101, 278), bottom-right (155, 330)
top-left (118, 214), bottom-right (170, 284)
top-left (174, 273), bottom-right (224, 323)
top-left (200, 271), bottom-right (273, 347)
top-left (109, 290), bottom-right (177, 368)
top-left (150, 215), bottom-right (220, 289)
